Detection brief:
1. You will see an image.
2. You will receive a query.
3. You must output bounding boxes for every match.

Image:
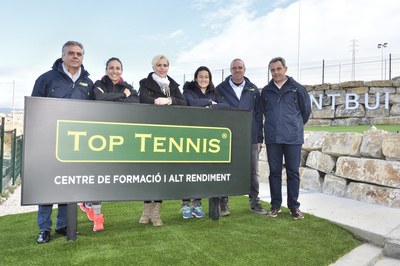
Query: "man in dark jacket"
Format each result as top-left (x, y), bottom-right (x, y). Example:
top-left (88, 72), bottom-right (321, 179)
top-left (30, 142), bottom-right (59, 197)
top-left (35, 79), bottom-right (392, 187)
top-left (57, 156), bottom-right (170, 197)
top-left (260, 57), bottom-right (311, 220)
top-left (32, 41), bottom-right (94, 243)
top-left (216, 58), bottom-right (266, 216)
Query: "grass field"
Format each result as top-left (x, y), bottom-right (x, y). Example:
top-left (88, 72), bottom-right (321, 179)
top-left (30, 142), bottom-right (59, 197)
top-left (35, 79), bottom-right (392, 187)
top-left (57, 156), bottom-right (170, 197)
top-left (2, 123), bottom-right (376, 265)
top-left (305, 124), bottom-right (400, 133)
top-left (0, 197), bottom-right (361, 265)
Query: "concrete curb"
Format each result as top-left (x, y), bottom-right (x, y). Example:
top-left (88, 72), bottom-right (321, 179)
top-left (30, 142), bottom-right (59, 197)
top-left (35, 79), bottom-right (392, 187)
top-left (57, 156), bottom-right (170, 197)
top-left (259, 182), bottom-right (400, 264)
top-left (384, 225), bottom-right (400, 259)
top-left (330, 243), bottom-right (382, 266)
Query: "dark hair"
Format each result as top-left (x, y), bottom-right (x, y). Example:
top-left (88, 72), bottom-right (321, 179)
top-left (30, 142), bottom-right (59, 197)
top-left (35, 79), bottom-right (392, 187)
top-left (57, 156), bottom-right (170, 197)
top-left (268, 57), bottom-right (286, 68)
top-left (194, 66), bottom-right (215, 91)
top-left (106, 57), bottom-right (123, 70)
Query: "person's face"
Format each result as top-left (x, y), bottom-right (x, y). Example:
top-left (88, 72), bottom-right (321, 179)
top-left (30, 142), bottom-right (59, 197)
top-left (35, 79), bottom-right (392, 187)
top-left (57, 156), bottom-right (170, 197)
top-left (62, 45), bottom-right (83, 70)
top-left (106, 60), bottom-right (123, 84)
top-left (154, 58), bottom-right (169, 78)
top-left (195, 70), bottom-right (210, 90)
top-left (270, 60), bottom-right (288, 84)
top-left (230, 60), bottom-right (245, 83)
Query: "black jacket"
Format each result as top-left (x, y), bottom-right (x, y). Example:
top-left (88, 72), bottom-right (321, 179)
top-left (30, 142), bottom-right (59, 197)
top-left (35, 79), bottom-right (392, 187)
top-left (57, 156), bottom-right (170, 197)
top-left (139, 72), bottom-right (186, 106)
top-left (216, 76), bottom-right (263, 144)
top-left (182, 81), bottom-right (229, 109)
top-left (260, 76), bottom-right (311, 144)
top-left (94, 75), bottom-right (139, 103)
top-left (32, 58), bottom-right (94, 99)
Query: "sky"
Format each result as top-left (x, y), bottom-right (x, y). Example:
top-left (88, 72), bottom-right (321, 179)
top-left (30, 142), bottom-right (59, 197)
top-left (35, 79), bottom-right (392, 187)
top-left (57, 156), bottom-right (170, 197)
top-left (1, 0), bottom-right (399, 108)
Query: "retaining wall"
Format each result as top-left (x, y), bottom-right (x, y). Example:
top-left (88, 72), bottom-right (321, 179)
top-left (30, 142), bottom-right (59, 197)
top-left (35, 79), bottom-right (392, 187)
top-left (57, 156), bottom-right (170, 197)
top-left (305, 80), bottom-right (400, 126)
top-left (259, 129), bottom-right (400, 208)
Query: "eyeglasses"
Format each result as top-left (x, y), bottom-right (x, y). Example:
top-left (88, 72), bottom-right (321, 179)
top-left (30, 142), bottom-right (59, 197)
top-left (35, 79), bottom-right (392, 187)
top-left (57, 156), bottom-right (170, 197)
top-left (67, 51), bottom-right (83, 57)
top-left (156, 64), bottom-right (169, 67)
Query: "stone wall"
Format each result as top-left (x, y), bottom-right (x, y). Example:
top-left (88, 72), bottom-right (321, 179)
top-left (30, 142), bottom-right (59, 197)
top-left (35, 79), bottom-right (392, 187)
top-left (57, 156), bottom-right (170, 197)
top-left (259, 129), bottom-right (400, 208)
top-left (305, 80), bottom-right (400, 126)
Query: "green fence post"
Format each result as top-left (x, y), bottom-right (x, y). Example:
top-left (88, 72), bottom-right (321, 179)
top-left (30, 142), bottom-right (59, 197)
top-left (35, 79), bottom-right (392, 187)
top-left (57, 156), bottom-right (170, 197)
top-left (11, 129), bottom-right (16, 185)
top-left (15, 136), bottom-right (23, 183)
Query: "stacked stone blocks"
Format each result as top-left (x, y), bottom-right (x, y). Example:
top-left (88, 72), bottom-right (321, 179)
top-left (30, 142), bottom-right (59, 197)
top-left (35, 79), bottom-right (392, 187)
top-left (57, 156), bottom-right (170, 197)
top-left (259, 129), bottom-right (400, 208)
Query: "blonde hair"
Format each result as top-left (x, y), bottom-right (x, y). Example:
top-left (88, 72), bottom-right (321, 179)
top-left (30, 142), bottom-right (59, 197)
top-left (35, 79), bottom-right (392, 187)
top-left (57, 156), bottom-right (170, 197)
top-left (151, 54), bottom-right (169, 69)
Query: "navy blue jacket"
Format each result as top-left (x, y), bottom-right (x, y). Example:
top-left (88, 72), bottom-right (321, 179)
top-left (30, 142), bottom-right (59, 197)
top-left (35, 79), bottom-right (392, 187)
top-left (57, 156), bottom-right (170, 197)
top-left (139, 72), bottom-right (187, 106)
top-left (183, 81), bottom-right (230, 109)
top-left (215, 76), bottom-right (263, 144)
top-left (32, 58), bottom-right (94, 99)
top-left (260, 76), bottom-right (311, 144)
top-left (94, 75), bottom-right (139, 103)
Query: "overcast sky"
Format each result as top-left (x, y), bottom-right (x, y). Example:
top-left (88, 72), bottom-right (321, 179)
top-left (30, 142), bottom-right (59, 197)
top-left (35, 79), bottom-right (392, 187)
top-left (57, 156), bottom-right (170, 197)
top-left (1, 0), bottom-right (399, 108)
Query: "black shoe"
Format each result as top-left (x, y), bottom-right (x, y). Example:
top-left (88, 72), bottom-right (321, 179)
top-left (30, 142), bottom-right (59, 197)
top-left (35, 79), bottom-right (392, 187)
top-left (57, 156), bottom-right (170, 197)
top-left (219, 203), bottom-right (230, 216)
top-left (250, 203), bottom-right (267, 215)
top-left (37, 230), bottom-right (51, 244)
top-left (290, 209), bottom-right (304, 220)
top-left (266, 207), bottom-right (281, 218)
top-left (55, 227), bottom-right (67, 236)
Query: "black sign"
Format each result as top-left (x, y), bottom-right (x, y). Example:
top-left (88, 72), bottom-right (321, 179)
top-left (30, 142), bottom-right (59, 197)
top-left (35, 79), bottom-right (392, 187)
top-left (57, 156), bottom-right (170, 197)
top-left (22, 97), bottom-right (252, 205)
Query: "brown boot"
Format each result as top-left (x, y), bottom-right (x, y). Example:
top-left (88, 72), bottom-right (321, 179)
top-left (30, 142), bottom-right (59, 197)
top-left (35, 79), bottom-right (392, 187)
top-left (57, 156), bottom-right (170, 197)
top-left (139, 203), bottom-right (152, 224)
top-left (150, 202), bottom-right (163, 226)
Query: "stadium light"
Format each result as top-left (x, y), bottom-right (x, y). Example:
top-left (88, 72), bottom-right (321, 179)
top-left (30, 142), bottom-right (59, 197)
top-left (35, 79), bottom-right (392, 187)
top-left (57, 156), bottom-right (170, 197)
top-left (377, 42), bottom-right (388, 80)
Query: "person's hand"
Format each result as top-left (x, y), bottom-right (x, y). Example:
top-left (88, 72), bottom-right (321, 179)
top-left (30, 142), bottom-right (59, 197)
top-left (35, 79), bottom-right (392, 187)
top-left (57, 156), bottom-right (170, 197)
top-left (123, 88), bottom-right (131, 98)
top-left (154, 97), bottom-right (172, 105)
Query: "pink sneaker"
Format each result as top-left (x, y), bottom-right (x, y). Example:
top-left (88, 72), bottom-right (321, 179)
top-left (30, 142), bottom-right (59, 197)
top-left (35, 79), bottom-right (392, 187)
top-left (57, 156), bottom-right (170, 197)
top-left (93, 214), bottom-right (104, 232)
top-left (79, 203), bottom-right (95, 221)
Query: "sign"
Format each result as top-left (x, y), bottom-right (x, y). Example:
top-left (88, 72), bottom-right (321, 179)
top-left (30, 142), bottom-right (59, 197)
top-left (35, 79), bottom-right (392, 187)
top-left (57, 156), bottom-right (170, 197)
top-left (56, 120), bottom-right (231, 163)
top-left (310, 92), bottom-right (390, 110)
top-left (21, 97), bottom-right (252, 205)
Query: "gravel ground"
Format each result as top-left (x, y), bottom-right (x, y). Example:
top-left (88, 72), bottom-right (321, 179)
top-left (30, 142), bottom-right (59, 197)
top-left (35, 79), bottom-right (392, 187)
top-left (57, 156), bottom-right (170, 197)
top-left (0, 185), bottom-right (37, 216)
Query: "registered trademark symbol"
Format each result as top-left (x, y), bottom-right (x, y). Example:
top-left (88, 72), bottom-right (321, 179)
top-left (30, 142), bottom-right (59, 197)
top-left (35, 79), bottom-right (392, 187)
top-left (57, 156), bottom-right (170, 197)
top-left (222, 133), bottom-right (227, 139)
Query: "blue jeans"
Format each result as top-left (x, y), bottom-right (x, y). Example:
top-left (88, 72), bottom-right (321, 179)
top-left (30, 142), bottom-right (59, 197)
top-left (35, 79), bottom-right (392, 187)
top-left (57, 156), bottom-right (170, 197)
top-left (37, 204), bottom-right (67, 232)
top-left (249, 144), bottom-right (260, 206)
top-left (267, 144), bottom-right (302, 210)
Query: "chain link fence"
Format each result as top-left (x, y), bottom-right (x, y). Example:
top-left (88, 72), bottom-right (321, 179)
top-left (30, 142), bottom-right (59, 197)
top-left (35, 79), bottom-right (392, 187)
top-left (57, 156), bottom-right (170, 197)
top-left (175, 54), bottom-right (400, 88)
top-left (1, 117), bottom-right (23, 193)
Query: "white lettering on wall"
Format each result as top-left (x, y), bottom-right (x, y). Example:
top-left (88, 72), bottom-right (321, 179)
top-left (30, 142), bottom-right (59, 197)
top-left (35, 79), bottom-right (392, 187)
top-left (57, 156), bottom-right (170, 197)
top-left (346, 93), bottom-right (359, 110)
top-left (365, 93), bottom-right (380, 110)
top-left (327, 94), bottom-right (340, 110)
top-left (310, 92), bottom-right (389, 110)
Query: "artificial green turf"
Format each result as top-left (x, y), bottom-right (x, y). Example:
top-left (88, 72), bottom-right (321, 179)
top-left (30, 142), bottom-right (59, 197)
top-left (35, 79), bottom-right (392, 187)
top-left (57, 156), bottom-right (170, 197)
top-left (305, 124), bottom-right (400, 133)
top-left (0, 197), bottom-right (361, 265)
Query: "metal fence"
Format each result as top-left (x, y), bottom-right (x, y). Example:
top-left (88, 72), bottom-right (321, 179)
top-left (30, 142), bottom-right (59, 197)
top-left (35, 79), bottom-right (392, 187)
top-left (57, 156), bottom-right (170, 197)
top-left (175, 54), bottom-right (400, 88)
top-left (1, 117), bottom-right (23, 193)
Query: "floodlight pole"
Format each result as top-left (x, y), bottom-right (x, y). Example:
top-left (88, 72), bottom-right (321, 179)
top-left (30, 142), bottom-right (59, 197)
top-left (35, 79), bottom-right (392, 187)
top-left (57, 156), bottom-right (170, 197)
top-left (377, 42), bottom-right (388, 80)
top-left (297, 0), bottom-right (301, 80)
top-left (12, 80), bottom-right (15, 130)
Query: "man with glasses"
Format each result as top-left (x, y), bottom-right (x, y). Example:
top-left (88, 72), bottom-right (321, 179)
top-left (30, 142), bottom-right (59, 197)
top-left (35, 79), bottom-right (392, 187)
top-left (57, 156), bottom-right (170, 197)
top-left (31, 41), bottom-right (94, 243)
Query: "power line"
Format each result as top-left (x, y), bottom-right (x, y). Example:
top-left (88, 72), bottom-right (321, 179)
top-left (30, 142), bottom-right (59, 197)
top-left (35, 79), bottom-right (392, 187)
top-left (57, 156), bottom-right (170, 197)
top-left (350, 39), bottom-right (358, 81)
